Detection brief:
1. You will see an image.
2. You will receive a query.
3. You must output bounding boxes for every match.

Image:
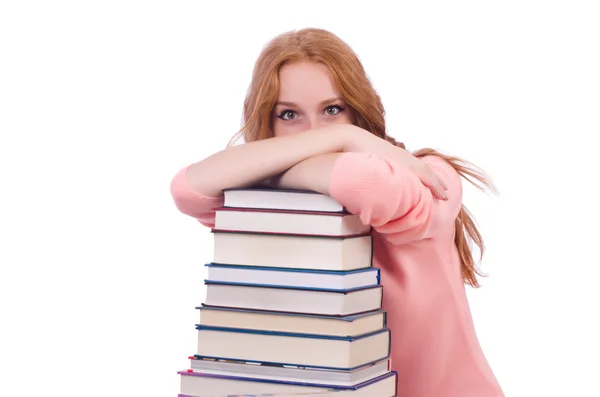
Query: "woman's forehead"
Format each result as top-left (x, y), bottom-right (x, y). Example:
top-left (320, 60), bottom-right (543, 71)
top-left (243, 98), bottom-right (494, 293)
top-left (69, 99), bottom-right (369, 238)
top-left (277, 61), bottom-right (341, 105)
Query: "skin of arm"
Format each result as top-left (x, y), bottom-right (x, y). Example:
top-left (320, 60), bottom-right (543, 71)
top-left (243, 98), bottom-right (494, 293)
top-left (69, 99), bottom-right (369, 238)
top-left (273, 131), bottom-right (449, 200)
top-left (271, 152), bottom-right (342, 195)
top-left (185, 124), bottom-right (362, 197)
top-left (185, 123), bottom-right (446, 200)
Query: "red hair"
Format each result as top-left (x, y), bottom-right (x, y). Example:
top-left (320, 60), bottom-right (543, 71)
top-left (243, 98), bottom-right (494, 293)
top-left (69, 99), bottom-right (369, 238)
top-left (231, 28), bottom-right (496, 288)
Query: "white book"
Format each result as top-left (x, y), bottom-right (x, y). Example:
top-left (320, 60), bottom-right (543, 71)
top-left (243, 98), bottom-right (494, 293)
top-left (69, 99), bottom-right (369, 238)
top-left (178, 369), bottom-right (397, 397)
top-left (197, 307), bottom-right (387, 337)
top-left (203, 284), bottom-right (383, 316)
top-left (222, 187), bottom-right (345, 212)
top-left (212, 231), bottom-right (372, 271)
top-left (214, 207), bottom-right (370, 236)
top-left (189, 356), bottom-right (391, 387)
top-left (204, 264), bottom-right (380, 291)
top-left (195, 326), bottom-right (390, 370)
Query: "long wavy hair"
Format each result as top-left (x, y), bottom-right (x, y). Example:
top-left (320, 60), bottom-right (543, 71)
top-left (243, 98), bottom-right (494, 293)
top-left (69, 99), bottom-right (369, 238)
top-left (229, 28), bottom-right (497, 288)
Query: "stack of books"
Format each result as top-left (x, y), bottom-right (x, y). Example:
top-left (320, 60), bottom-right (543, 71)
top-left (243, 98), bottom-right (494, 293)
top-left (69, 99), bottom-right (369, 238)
top-left (177, 187), bottom-right (398, 397)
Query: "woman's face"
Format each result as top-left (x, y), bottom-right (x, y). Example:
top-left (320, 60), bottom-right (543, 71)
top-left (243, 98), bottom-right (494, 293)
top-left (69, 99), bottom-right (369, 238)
top-left (271, 61), bottom-right (355, 137)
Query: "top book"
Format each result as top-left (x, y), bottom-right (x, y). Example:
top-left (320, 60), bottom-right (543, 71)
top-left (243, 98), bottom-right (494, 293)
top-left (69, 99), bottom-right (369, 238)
top-left (222, 187), bottom-right (345, 213)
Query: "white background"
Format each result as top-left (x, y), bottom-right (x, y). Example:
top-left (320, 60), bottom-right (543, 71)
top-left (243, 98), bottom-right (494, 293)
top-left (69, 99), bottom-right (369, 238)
top-left (1, 1), bottom-right (599, 396)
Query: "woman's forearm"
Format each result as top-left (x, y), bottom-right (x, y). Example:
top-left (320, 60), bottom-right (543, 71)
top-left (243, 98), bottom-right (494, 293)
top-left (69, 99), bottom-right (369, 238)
top-left (275, 133), bottom-right (449, 202)
top-left (185, 125), bottom-right (360, 197)
top-left (185, 123), bottom-right (446, 200)
top-left (273, 153), bottom-right (343, 194)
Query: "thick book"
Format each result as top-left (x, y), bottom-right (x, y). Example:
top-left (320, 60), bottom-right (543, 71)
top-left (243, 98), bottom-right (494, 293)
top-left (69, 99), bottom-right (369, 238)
top-left (178, 367), bottom-right (397, 396)
top-left (222, 187), bottom-right (346, 213)
top-left (195, 326), bottom-right (390, 370)
top-left (188, 356), bottom-right (391, 387)
top-left (204, 264), bottom-right (380, 292)
top-left (214, 207), bottom-right (370, 236)
top-left (203, 284), bottom-right (383, 316)
top-left (197, 306), bottom-right (387, 337)
top-left (212, 231), bottom-right (373, 271)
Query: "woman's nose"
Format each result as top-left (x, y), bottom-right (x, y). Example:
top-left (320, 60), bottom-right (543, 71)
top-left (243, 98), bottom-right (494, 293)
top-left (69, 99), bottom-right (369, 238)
top-left (308, 116), bottom-right (327, 130)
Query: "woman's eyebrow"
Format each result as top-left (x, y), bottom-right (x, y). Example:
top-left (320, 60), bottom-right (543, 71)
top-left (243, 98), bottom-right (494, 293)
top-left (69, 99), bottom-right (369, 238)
top-left (275, 97), bottom-right (343, 107)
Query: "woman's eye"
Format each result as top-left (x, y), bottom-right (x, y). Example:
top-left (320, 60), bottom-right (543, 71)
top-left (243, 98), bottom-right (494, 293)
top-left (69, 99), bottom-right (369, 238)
top-left (278, 110), bottom-right (297, 120)
top-left (325, 105), bottom-right (343, 116)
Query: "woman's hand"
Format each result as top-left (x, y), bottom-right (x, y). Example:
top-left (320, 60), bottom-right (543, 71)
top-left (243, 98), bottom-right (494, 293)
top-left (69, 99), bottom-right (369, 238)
top-left (343, 125), bottom-right (448, 200)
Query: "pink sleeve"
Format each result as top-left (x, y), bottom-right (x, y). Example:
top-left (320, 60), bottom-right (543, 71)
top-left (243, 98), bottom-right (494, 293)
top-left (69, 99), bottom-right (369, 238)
top-left (169, 165), bottom-right (224, 228)
top-left (328, 152), bottom-right (463, 244)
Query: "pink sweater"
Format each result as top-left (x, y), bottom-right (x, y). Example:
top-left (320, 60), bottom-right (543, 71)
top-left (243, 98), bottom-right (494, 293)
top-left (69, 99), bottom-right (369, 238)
top-left (170, 152), bottom-right (504, 397)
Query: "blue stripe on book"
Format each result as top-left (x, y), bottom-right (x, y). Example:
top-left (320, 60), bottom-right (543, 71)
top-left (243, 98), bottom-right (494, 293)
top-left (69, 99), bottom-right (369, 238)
top-left (203, 283), bottom-right (381, 294)
top-left (196, 306), bottom-right (386, 322)
top-left (178, 393), bottom-right (344, 397)
top-left (205, 263), bottom-right (379, 275)
top-left (203, 280), bottom-right (380, 292)
top-left (192, 355), bottom-right (391, 371)
top-left (191, 355), bottom-right (391, 371)
top-left (195, 325), bottom-right (389, 341)
top-left (178, 369), bottom-right (397, 387)
top-left (210, 229), bottom-right (371, 239)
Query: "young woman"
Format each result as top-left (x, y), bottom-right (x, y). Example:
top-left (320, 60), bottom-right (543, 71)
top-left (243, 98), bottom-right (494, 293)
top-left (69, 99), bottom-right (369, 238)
top-left (170, 28), bottom-right (504, 397)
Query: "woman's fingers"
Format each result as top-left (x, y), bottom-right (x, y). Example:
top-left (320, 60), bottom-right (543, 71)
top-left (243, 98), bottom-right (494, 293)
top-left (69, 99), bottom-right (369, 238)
top-left (413, 163), bottom-right (448, 201)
